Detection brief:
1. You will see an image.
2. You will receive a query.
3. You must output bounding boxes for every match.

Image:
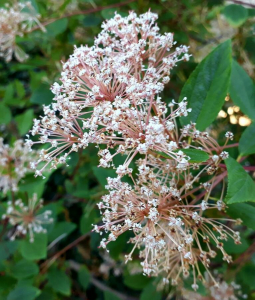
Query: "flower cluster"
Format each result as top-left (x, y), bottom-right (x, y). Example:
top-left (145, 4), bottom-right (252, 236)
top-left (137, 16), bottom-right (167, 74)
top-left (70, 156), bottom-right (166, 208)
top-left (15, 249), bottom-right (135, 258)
top-left (0, 2), bottom-right (44, 62)
top-left (95, 136), bottom-right (240, 289)
top-left (2, 193), bottom-right (53, 242)
top-left (27, 11), bottom-right (241, 290)
top-left (0, 138), bottom-right (38, 194)
top-left (26, 10), bottom-right (190, 176)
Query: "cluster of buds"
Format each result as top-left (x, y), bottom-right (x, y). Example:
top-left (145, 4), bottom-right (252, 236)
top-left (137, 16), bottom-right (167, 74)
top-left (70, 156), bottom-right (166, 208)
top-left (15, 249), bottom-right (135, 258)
top-left (0, 1), bottom-right (45, 62)
top-left (0, 138), bottom-right (38, 194)
top-left (27, 11), bottom-right (242, 290)
top-left (2, 193), bottom-right (53, 243)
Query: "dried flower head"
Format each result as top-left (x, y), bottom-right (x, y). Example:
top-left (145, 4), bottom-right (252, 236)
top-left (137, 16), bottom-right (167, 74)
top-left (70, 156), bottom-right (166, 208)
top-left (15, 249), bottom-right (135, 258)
top-left (0, 1), bottom-right (45, 62)
top-left (0, 138), bottom-right (38, 194)
top-left (2, 193), bottom-right (53, 242)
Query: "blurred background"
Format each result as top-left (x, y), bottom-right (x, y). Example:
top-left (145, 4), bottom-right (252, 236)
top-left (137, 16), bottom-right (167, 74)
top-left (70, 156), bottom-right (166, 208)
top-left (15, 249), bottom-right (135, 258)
top-left (1, 0), bottom-right (255, 299)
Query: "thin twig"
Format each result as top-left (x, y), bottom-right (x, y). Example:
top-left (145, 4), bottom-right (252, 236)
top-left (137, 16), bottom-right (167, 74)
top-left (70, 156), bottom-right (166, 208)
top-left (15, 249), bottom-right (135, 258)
top-left (29, 0), bottom-right (135, 32)
top-left (190, 170), bottom-right (228, 205)
top-left (232, 240), bottom-right (255, 275)
top-left (40, 233), bottom-right (90, 273)
top-left (227, 0), bottom-right (255, 9)
top-left (69, 260), bottom-right (139, 300)
top-left (219, 164), bottom-right (255, 171)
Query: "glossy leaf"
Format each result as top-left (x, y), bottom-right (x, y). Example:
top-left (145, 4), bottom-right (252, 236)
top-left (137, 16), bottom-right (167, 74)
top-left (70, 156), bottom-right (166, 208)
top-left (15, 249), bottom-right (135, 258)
top-left (225, 157), bottom-right (255, 204)
top-left (230, 60), bottom-right (255, 121)
top-left (239, 123), bottom-right (255, 156)
top-left (179, 40), bottom-right (232, 130)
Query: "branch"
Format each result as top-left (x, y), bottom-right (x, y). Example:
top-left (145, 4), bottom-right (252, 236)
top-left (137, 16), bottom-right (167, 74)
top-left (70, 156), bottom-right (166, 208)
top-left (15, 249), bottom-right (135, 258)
top-left (227, 0), bottom-right (255, 9)
top-left (233, 240), bottom-right (255, 268)
top-left (69, 260), bottom-right (139, 300)
top-left (219, 164), bottom-right (255, 171)
top-left (190, 170), bottom-right (228, 205)
top-left (29, 0), bottom-right (135, 32)
top-left (40, 233), bottom-right (90, 273)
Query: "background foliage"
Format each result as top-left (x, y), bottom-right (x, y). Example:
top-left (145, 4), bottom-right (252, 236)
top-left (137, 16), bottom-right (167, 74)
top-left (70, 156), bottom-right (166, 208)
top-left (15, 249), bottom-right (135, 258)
top-left (1, 0), bottom-right (255, 299)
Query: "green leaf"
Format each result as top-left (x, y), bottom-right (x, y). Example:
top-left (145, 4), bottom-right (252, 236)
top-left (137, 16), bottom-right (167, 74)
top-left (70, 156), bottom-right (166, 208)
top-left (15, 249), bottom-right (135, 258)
top-left (179, 40), bottom-right (232, 130)
top-left (14, 80), bottom-right (26, 99)
top-left (15, 109), bottom-right (34, 136)
top-left (140, 282), bottom-right (161, 300)
top-left (0, 276), bottom-right (16, 293)
top-left (180, 149), bottom-right (209, 163)
top-left (3, 84), bottom-right (15, 105)
top-left (80, 206), bottom-right (98, 235)
top-left (227, 203), bottom-right (255, 230)
top-left (48, 221), bottom-right (76, 243)
top-left (101, 8), bottom-right (116, 20)
top-left (35, 290), bottom-right (55, 300)
top-left (0, 241), bottom-right (19, 261)
top-left (20, 233), bottom-right (47, 260)
top-left (124, 273), bottom-right (151, 290)
top-left (30, 84), bottom-right (53, 106)
top-left (0, 103), bottom-right (12, 125)
top-left (238, 265), bottom-right (255, 290)
top-left (223, 4), bottom-right (248, 27)
top-left (230, 60), bottom-right (255, 121)
top-left (104, 291), bottom-right (121, 300)
top-left (19, 175), bottom-right (46, 199)
top-left (239, 123), bottom-right (255, 156)
top-left (46, 18), bottom-right (68, 37)
top-left (223, 236), bottom-right (249, 254)
top-left (7, 285), bottom-right (41, 300)
top-left (107, 231), bottom-right (132, 260)
top-left (78, 266), bottom-right (90, 290)
top-left (19, 169), bottom-right (54, 198)
top-left (92, 166), bottom-right (116, 187)
top-left (10, 260), bottom-right (39, 279)
top-left (225, 157), bottom-right (255, 204)
top-left (156, 148), bottom-right (209, 163)
top-left (82, 15), bottom-right (102, 27)
top-left (48, 268), bottom-right (71, 296)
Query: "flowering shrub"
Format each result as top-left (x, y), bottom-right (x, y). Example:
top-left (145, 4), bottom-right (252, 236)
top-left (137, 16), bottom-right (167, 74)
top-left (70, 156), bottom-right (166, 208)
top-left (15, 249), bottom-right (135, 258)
top-left (1, 1), bottom-right (255, 300)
